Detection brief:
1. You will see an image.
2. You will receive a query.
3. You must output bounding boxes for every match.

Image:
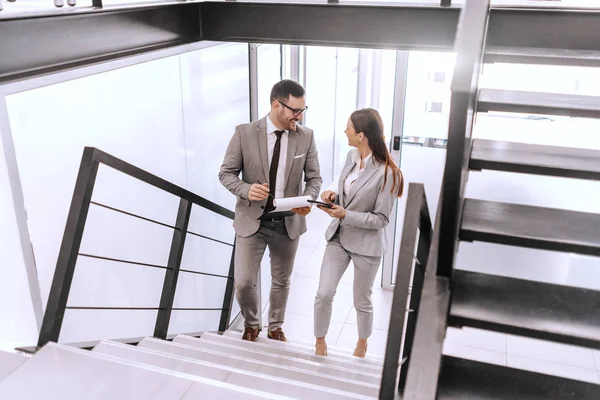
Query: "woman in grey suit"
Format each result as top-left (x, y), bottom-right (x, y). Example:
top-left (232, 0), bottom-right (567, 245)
top-left (313, 108), bottom-right (404, 358)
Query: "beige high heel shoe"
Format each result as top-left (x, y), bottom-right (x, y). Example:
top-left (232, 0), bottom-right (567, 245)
top-left (353, 340), bottom-right (367, 358)
top-left (315, 339), bottom-right (328, 356)
top-left (353, 346), bottom-right (367, 358)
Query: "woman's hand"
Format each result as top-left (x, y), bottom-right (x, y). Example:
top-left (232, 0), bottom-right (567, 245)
top-left (321, 190), bottom-right (336, 203)
top-left (318, 204), bottom-right (346, 219)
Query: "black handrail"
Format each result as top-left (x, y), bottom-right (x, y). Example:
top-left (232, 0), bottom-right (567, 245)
top-left (37, 147), bottom-right (236, 349)
top-left (436, 0), bottom-right (490, 278)
top-left (379, 183), bottom-right (433, 399)
top-left (401, 0), bottom-right (490, 398)
top-left (401, 195), bottom-right (447, 399)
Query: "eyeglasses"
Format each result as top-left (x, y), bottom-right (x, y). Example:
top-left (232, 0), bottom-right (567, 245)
top-left (278, 100), bottom-right (308, 117)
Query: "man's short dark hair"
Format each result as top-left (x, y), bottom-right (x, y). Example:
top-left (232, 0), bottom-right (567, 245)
top-left (270, 80), bottom-right (305, 103)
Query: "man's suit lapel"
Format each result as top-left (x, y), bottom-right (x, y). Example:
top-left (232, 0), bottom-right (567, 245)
top-left (345, 160), bottom-right (381, 206)
top-left (284, 129), bottom-right (298, 190)
top-left (257, 118), bottom-right (270, 183)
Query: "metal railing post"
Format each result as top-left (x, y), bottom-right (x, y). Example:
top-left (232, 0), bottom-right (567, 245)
top-left (219, 239), bottom-right (236, 332)
top-left (38, 148), bottom-right (100, 348)
top-left (379, 183), bottom-right (432, 399)
top-left (154, 198), bottom-right (192, 339)
top-left (436, 0), bottom-right (490, 278)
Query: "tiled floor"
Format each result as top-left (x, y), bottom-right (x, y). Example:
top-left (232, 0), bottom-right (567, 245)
top-left (260, 209), bottom-right (600, 385)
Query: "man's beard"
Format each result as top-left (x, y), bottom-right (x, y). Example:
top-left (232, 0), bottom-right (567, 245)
top-left (278, 113), bottom-right (298, 131)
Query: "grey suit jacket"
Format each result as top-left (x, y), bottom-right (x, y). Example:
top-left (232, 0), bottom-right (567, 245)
top-left (219, 117), bottom-right (322, 240)
top-left (325, 150), bottom-right (397, 257)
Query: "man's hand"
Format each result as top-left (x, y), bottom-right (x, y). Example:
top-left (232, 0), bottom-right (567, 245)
top-left (248, 183), bottom-right (270, 201)
top-left (291, 207), bottom-right (311, 216)
top-left (321, 190), bottom-right (336, 203)
top-left (318, 204), bottom-right (346, 219)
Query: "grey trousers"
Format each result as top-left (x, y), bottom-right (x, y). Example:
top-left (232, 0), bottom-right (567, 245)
top-left (234, 221), bottom-right (299, 330)
top-left (314, 234), bottom-right (381, 339)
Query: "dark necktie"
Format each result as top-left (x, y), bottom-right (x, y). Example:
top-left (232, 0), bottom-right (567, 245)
top-left (265, 130), bottom-right (284, 212)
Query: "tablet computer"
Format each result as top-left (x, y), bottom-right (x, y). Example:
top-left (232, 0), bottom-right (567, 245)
top-left (308, 200), bottom-right (334, 208)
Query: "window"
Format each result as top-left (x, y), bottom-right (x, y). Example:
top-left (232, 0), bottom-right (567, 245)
top-left (426, 101), bottom-right (443, 113)
top-left (429, 71), bottom-right (446, 83)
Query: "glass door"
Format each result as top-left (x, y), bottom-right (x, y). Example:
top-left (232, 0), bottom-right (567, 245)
top-left (381, 51), bottom-right (456, 291)
top-left (381, 50), bottom-right (408, 290)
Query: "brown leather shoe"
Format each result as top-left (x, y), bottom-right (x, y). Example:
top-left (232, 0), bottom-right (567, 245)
top-left (267, 328), bottom-right (287, 342)
top-left (242, 327), bottom-right (259, 342)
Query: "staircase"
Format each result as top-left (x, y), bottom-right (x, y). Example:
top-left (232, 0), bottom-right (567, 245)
top-left (399, 0), bottom-right (600, 399)
top-left (0, 331), bottom-right (383, 399)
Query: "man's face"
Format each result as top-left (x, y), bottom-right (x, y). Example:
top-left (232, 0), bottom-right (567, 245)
top-left (274, 95), bottom-right (306, 131)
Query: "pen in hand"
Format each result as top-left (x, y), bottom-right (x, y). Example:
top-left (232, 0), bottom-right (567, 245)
top-left (256, 181), bottom-right (275, 199)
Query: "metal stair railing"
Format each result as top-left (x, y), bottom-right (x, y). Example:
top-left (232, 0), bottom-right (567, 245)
top-left (34, 146), bottom-right (236, 350)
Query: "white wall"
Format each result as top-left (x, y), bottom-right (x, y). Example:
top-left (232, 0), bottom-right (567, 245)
top-left (0, 130), bottom-right (39, 351)
top-left (176, 43), bottom-right (248, 328)
top-left (2, 43), bottom-right (248, 344)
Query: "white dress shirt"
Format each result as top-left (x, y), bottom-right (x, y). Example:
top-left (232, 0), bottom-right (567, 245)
top-left (343, 151), bottom-right (372, 198)
top-left (266, 115), bottom-right (289, 199)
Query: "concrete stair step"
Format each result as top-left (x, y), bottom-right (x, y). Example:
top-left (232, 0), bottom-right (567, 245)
top-left (137, 337), bottom-right (380, 385)
top-left (175, 334), bottom-right (381, 375)
top-left (223, 330), bottom-right (384, 365)
top-left (93, 340), bottom-right (376, 399)
top-left (0, 343), bottom-right (289, 399)
top-left (0, 350), bottom-right (29, 383)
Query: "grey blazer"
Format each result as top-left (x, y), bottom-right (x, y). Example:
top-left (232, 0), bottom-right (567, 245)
top-left (325, 150), bottom-right (398, 257)
top-left (219, 117), bottom-right (322, 240)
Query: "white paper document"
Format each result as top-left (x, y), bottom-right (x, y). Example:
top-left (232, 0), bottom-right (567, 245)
top-left (272, 196), bottom-right (311, 211)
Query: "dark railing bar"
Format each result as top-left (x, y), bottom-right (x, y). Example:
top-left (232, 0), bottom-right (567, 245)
top-left (38, 149), bottom-right (100, 348)
top-left (77, 253), bottom-right (234, 280)
top-left (402, 194), bottom-right (448, 399)
top-left (436, 0), bottom-right (490, 278)
top-left (66, 307), bottom-right (225, 311)
top-left (154, 198), bottom-right (192, 339)
top-left (380, 183), bottom-right (431, 399)
top-left (219, 237), bottom-right (237, 332)
top-left (186, 230), bottom-right (235, 247)
top-left (37, 146), bottom-right (237, 351)
top-left (79, 253), bottom-right (167, 270)
top-left (397, 189), bottom-right (434, 395)
top-left (179, 269), bottom-right (231, 280)
top-left (92, 148), bottom-right (234, 220)
top-left (67, 307), bottom-right (159, 310)
top-left (91, 201), bottom-right (177, 230)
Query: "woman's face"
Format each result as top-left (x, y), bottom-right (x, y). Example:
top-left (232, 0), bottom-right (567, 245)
top-left (345, 118), bottom-right (362, 148)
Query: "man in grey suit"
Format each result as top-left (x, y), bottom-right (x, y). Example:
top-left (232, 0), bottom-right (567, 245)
top-left (219, 80), bottom-right (322, 342)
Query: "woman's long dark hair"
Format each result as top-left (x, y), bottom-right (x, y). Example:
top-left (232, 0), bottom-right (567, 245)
top-left (350, 108), bottom-right (404, 197)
